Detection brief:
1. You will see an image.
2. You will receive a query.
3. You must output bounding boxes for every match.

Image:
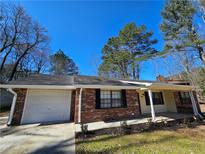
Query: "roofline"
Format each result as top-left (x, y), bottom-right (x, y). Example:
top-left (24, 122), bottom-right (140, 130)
top-left (148, 84), bottom-right (194, 91)
top-left (120, 80), bottom-right (195, 90)
top-left (0, 80), bottom-right (195, 90)
top-left (75, 85), bottom-right (141, 89)
top-left (0, 84), bottom-right (141, 90)
top-left (0, 85), bottom-right (76, 89)
top-left (120, 80), bottom-right (152, 86)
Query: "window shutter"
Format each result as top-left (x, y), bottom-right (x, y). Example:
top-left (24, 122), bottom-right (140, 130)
top-left (95, 89), bottom-right (101, 109)
top-left (121, 89), bottom-right (127, 107)
top-left (145, 91), bottom-right (150, 105)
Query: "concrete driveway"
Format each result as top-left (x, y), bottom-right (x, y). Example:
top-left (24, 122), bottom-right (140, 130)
top-left (0, 121), bottom-right (75, 154)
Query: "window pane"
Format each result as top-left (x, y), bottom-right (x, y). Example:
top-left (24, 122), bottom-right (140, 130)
top-left (100, 90), bottom-right (111, 108)
top-left (101, 91), bottom-right (111, 98)
top-left (112, 91), bottom-right (121, 99)
top-left (152, 92), bottom-right (164, 105)
top-left (112, 98), bottom-right (122, 107)
top-left (180, 92), bottom-right (191, 104)
top-left (100, 90), bottom-right (123, 108)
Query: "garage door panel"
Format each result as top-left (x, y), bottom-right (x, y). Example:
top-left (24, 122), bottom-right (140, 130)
top-left (21, 89), bottom-right (71, 124)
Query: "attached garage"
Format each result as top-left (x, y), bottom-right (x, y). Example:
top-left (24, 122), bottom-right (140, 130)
top-left (21, 89), bottom-right (71, 124)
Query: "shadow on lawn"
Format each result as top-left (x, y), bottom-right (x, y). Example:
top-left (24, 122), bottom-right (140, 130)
top-left (76, 134), bottom-right (181, 154)
top-left (76, 121), bottom-right (205, 153)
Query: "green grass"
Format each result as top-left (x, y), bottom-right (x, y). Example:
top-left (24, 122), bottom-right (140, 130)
top-left (76, 124), bottom-right (205, 154)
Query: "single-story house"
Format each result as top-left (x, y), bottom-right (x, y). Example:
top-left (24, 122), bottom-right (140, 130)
top-left (0, 74), bottom-right (202, 126)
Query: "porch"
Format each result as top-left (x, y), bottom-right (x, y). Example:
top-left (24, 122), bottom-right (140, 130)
top-left (75, 112), bottom-right (193, 133)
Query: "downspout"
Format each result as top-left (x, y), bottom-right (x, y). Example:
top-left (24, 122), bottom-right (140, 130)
top-left (189, 91), bottom-right (203, 119)
top-left (78, 88), bottom-right (83, 123)
top-left (7, 88), bottom-right (17, 126)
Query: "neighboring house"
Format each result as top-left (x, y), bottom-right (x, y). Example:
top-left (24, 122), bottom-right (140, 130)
top-left (158, 68), bottom-right (205, 104)
top-left (0, 74), bottom-right (202, 126)
top-left (157, 75), bottom-right (205, 113)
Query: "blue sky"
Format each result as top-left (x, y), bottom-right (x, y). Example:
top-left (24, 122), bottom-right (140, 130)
top-left (17, 1), bottom-right (166, 80)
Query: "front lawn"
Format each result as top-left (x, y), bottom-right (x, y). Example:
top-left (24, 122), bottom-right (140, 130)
top-left (76, 123), bottom-right (205, 154)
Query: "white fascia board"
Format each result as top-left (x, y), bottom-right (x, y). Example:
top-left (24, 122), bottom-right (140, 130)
top-left (0, 84), bottom-right (141, 90)
top-left (120, 80), bottom-right (152, 86)
top-left (150, 84), bottom-right (194, 91)
top-left (75, 85), bottom-right (141, 89)
top-left (0, 84), bottom-right (76, 89)
top-left (120, 80), bottom-right (194, 90)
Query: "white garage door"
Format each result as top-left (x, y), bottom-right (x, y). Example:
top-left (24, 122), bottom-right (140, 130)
top-left (21, 89), bottom-right (71, 124)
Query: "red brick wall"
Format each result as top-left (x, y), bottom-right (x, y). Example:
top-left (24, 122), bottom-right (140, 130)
top-left (173, 92), bottom-right (193, 113)
top-left (74, 89), bottom-right (80, 123)
top-left (11, 89), bottom-right (27, 125)
top-left (75, 89), bottom-right (141, 124)
top-left (11, 88), bottom-right (141, 125)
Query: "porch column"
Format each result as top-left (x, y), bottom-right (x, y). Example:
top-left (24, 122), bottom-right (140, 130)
top-left (189, 91), bottom-right (200, 116)
top-left (148, 89), bottom-right (156, 122)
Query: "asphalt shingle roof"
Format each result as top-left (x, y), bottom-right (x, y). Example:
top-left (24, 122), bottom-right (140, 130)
top-left (6, 74), bottom-right (74, 85)
top-left (4, 74), bottom-right (139, 87)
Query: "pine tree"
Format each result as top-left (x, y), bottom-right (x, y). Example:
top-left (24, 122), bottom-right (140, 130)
top-left (50, 49), bottom-right (78, 76)
top-left (99, 23), bottom-right (157, 79)
top-left (160, 0), bottom-right (205, 64)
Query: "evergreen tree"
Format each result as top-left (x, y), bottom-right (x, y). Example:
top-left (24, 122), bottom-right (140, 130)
top-left (50, 49), bottom-right (78, 76)
top-left (119, 23), bottom-right (157, 79)
top-left (160, 0), bottom-right (205, 64)
top-left (99, 23), bottom-right (157, 79)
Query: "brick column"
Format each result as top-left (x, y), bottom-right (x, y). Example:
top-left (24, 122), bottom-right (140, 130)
top-left (74, 89), bottom-right (80, 123)
top-left (70, 90), bottom-right (76, 122)
top-left (11, 89), bottom-right (27, 125)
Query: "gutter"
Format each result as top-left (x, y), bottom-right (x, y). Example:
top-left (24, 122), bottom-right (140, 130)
top-left (0, 85), bottom-right (76, 89)
top-left (120, 80), bottom-right (194, 91)
top-left (120, 80), bottom-right (152, 86)
top-left (7, 88), bottom-right (17, 126)
top-left (78, 88), bottom-right (83, 123)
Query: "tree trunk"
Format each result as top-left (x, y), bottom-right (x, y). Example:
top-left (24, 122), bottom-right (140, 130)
top-left (9, 52), bottom-right (27, 81)
top-left (197, 46), bottom-right (205, 65)
top-left (136, 64), bottom-right (140, 80)
top-left (0, 46), bottom-right (13, 73)
top-left (132, 62), bottom-right (136, 79)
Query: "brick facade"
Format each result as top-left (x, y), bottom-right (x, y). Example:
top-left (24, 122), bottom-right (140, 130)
top-left (173, 92), bottom-right (193, 113)
top-left (74, 89), bottom-right (141, 124)
top-left (11, 89), bottom-right (27, 125)
top-left (11, 88), bottom-right (198, 126)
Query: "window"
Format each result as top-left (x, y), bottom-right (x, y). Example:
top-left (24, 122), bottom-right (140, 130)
top-left (145, 92), bottom-right (164, 105)
top-left (179, 92), bottom-right (191, 104)
top-left (98, 90), bottom-right (126, 109)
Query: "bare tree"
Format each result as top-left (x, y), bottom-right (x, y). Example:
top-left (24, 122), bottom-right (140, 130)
top-left (31, 49), bottom-right (50, 74)
top-left (9, 22), bottom-right (49, 81)
top-left (0, 5), bottom-right (25, 71)
top-left (0, 3), bottom-right (50, 81)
